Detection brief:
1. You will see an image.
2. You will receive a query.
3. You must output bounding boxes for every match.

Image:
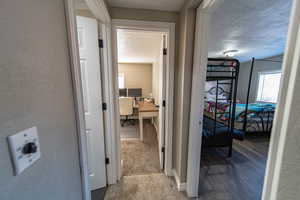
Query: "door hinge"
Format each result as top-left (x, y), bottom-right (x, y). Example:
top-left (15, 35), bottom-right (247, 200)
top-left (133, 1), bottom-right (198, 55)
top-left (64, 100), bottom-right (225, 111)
top-left (105, 157), bottom-right (110, 165)
top-left (102, 102), bottom-right (107, 111)
top-left (163, 48), bottom-right (167, 55)
top-left (98, 39), bottom-right (104, 48)
top-left (161, 147), bottom-right (165, 153)
top-left (162, 100), bottom-right (166, 107)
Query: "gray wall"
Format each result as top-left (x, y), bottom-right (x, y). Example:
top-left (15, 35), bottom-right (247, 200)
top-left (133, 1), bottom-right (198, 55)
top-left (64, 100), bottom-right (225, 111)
top-left (0, 0), bottom-right (82, 199)
top-left (173, 6), bottom-right (196, 182)
top-left (118, 63), bottom-right (153, 97)
top-left (237, 55), bottom-right (283, 103)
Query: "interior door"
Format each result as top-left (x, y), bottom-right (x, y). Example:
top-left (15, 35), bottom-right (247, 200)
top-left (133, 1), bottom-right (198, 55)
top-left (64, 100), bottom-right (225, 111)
top-left (158, 35), bottom-right (167, 169)
top-left (77, 16), bottom-right (107, 190)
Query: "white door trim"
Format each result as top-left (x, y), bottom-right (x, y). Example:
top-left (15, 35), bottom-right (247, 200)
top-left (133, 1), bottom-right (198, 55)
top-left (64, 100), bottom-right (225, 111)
top-left (262, 0), bottom-right (300, 199)
top-left (186, 7), bottom-right (210, 198)
top-left (98, 23), bottom-right (119, 185)
top-left (84, 0), bottom-right (110, 24)
top-left (111, 19), bottom-right (175, 177)
top-left (64, 0), bottom-right (90, 199)
top-left (64, 0), bottom-right (111, 199)
top-left (186, 0), bottom-right (224, 197)
top-left (187, 0), bottom-right (300, 198)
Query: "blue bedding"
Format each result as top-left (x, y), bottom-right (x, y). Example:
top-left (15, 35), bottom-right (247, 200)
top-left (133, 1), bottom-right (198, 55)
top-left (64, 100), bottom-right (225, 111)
top-left (225, 103), bottom-right (276, 120)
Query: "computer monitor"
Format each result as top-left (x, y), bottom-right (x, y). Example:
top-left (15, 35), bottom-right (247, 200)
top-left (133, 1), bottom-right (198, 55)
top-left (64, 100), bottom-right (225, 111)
top-left (127, 88), bottom-right (142, 97)
top-left (119, 88), bottom-right (127, 97)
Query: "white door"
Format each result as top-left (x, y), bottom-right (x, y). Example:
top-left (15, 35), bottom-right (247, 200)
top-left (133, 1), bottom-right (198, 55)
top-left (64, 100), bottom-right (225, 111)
top-left (77, 16), bottom-right (107, 190)
top-left (158, 35), bottom-right (167, 169)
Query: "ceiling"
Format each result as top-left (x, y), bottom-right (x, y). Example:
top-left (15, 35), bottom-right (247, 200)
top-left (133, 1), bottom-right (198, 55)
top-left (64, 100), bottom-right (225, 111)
top-left (208, 0), bottom-right (293, 62)
top-left (106, 0), bottom-right (186, 11)
top-left (117, 30), bottom-right (163, 63)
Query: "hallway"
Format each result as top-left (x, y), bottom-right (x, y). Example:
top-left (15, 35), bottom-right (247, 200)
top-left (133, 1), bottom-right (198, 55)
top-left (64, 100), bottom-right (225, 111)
top-left (121, 122), bottom-right (161, 176)
top-left (104, 122), bottom-right (188, 200)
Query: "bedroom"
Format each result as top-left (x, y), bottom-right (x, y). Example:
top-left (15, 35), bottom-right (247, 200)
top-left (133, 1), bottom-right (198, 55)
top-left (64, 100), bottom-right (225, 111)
top-left (198, 0), bottom-right (292, 199)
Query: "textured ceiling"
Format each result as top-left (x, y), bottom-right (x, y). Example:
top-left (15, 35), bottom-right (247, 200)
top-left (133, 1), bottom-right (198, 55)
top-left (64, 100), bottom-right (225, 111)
top-left (208, 0), bottom-right (293, 62)
top-left (117, 30), bottom-right (163, 63)
top-left (106, 0), bottom-right (186, 11)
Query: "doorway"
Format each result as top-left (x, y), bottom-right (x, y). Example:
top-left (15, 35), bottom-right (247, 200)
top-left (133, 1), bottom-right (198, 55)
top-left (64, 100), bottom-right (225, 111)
top-left (186, 0), bottom-right (295, 199)
top-left (110, 20), bottom-right (175, 179)
top-left (116, 30), bottom-right (166, 176)
top-left (76, 15), bottom-right (107, 198)
top-left (66, 1), bottom-right (175, 200)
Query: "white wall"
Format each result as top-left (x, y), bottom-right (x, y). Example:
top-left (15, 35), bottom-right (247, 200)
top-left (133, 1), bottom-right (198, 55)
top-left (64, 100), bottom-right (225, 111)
top-left (0, 0), bottom-right (82, 199)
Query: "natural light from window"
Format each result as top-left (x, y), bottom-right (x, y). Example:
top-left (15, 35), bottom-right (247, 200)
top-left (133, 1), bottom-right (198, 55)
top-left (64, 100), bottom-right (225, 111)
top-left (256, 72), bottom-right (282, 103)
top-left (118, 73), bottom-right (125, 89)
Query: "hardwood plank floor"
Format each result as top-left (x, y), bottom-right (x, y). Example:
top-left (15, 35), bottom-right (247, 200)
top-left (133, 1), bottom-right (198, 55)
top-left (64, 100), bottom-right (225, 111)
top-left (91, 188), bottom-right (106, 200)
top-left (198, 134), bottom-right (270, 200)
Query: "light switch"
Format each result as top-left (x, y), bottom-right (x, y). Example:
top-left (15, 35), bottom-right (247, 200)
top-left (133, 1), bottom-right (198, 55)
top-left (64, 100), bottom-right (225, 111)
top-left (8, 127), bottom-right (41, 175)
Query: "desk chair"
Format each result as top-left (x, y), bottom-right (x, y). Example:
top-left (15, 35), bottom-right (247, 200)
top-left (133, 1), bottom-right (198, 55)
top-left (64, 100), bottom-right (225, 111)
top-left (119, 97), bottom-right (134, 127)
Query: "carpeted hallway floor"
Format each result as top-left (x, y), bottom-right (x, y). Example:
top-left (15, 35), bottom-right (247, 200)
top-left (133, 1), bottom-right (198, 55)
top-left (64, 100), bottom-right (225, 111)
top-left (121, 121), bottom-right (161, 176)
top-left (104, 173), bottom-right (188, 200)
top-left (104, 121), bottom-right (189, 200)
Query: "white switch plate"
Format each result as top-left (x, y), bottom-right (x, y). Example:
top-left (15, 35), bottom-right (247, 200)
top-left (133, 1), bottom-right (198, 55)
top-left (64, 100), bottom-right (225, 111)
top-left (8, 127), bottom-right (41, 175)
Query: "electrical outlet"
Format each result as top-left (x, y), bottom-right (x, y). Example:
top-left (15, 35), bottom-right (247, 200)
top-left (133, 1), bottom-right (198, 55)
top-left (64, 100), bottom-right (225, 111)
top-left (8, 127), bottom-right (41, 175)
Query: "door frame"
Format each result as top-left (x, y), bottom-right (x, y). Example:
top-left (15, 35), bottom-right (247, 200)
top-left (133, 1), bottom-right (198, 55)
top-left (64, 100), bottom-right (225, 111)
top-left (64, 0), bottom-right (111, 200)
top-left (186, 0), bottom-right (224, 197)
top-left (111, 19), bottom-right (176, 177)
top-left (186, 0), bottom-right (300, 198)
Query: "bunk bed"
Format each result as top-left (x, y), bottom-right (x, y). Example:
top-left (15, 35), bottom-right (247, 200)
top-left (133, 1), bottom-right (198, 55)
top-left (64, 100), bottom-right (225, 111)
top-left (202, 57), bottom-right (278, 157)
top-left (202, 58), bottom-right (241, 157)
top-left (203, 58), bottom-right (276, 136)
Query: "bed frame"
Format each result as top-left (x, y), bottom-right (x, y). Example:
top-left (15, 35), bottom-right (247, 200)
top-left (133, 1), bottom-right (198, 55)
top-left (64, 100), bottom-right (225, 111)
top-left (202, 58), bottom-right (240, 157)
top-left (242, 58), bottom-right (277, 134)
top-left (202, 58), bottom-right (279, 157)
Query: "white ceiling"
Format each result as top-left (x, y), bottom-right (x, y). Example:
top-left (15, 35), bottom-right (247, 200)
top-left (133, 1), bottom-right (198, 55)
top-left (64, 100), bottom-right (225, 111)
top-left (208, 0), bottom-right (293, 62)
top-left (106, 0), bottom-right (186, 11)
top-left (117, 30), bottom-right (163, 63)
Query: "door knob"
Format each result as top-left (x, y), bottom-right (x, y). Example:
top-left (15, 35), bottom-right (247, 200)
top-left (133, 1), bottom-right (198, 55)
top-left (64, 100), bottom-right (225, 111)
top-left (22, 142), bottom-right (38, 154)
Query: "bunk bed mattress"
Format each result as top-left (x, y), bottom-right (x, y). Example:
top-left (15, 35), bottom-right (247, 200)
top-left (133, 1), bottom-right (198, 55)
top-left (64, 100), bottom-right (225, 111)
top-left (204, 101), bottom-right (276, 132)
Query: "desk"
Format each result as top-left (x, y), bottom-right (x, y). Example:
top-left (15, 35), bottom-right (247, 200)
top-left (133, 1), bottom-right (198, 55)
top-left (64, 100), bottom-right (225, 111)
top-left (138, 101), bottom-right (159, 141)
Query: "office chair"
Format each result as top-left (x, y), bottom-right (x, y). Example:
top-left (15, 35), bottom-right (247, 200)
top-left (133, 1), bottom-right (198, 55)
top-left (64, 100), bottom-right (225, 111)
top-left (119, 97), bottom-right (134, 127)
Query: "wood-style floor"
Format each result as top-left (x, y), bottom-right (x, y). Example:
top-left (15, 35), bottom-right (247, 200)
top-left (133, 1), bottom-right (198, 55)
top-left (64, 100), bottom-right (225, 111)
top-left (198, 134), bottom-right (270, 200)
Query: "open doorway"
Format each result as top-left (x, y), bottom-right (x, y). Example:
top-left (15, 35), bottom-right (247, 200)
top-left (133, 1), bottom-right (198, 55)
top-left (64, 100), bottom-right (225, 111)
top-left (73, 1), bottom-right (109, 199)
top-left (187, 0), bottom-right (294, 199)
top-left (98, 20), bottom-right (176, 198)
top-left (68, 1), bottom-right (176, 198)
top-left (116, 30), bottom-right (166, 176)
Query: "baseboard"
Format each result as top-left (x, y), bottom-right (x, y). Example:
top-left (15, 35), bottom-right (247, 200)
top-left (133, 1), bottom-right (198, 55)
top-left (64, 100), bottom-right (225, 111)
top-left (172, 169), bottom-right (187, 192)
top-left (153, 120), bottom-right (158, 133)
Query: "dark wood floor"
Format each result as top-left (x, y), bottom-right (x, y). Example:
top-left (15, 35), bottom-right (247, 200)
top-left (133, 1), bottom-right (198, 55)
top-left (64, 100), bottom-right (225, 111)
top-left (198, 134), bottom-right (270, 200)
top-left (91, 188), bottom-right (106, 200)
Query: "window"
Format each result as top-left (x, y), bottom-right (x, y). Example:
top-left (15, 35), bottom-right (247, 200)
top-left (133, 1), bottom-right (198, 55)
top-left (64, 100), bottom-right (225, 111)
top-left (118, 73), bottom-right (125, 89)
top-left (256, 71), bottom-right (282, 103)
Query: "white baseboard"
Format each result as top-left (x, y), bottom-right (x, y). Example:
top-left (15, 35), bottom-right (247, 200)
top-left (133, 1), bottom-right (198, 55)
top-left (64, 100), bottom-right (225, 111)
top-left (172, 169), bottom-right (187, 192)
top-left (153, 120), bottom-right (158, 133)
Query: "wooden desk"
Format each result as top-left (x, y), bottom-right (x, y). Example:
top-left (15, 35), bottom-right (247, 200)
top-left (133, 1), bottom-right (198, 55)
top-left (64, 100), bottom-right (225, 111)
top-left (138, 101), bottom-right (159, 141)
